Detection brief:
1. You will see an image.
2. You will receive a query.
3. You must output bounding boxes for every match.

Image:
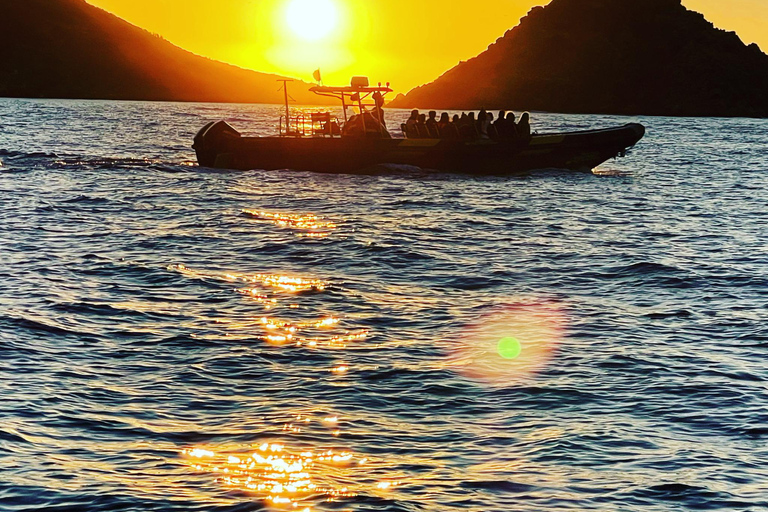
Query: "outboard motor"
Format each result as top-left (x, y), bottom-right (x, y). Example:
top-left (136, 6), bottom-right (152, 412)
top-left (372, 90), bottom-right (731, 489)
top-left (193, 121), bottom-right (241, 168)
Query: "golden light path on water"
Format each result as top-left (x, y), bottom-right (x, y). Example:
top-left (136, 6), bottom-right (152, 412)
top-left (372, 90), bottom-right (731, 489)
top-left (167, 213), bottom-right (568, 509)
top-left (169, 263), bottom-right (370, 349)
top-left (170, 263), bottom-right (328, 293)
top-left (180, 413), bottom-right (403, 510)
top-left (168, 243), bottom-right (399, 509)
top-left (447, 299), bottom-right (567, 386)
top-left (242, 210), bottom-right (338, 239)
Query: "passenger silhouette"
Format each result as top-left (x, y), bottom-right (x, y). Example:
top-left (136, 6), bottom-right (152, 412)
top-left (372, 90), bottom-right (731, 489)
top-left (403, 109), bottom-right (420, 138)
top-left (439, 112), bottom-right (459, 139)
top-left (505, 112), bottom-right (519, 142)
top-left (476, 109), bottom-right (488, 138)
top-left (436, 112), bottom-right (448, 136)
top-left (457, 112), bottom-right (475, 138)
top-left (342, 111), bottom-right (391, 138)
top-left (416, 113), bottom-right (428, 138)
top-left (467, 112), bottom-right (478, 138)
top-left (406, 109), bottom-right (419, 127)
top-left (426, 110), bottom-right (439, 138)
top-left (486, 112), bottom-right (499, 139)
top-left (495, 110), bottom-right (507, 137)
top-left (371, 91), bottom-right (386, 125)
top-left (517, 112), bottom-right (532, 144)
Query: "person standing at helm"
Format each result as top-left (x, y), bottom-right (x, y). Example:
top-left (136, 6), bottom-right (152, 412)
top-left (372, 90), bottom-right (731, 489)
top-left (371, 91), bottom-right (386, 125)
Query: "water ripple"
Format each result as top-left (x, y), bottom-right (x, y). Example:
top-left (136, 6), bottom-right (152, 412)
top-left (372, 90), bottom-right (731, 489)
top-left (1, 99), bottom-right (767, 511)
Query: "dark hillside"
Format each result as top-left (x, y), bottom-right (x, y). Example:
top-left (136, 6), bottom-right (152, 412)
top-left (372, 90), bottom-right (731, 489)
top-left (389, 0), bottom-right (768, 117)
top-left (0, 0), bottom-right (329, 104)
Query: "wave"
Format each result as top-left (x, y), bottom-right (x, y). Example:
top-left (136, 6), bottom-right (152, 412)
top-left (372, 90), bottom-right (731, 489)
top-left (634, 482), bottom-right (727, 502)
top-left (459, 480), bottom-right (538, 493)
top-left (0, 148), bottom-right (195, 173)
top-left (0, 313), bottom-right (86, 338)
top-left (62, 194), bottom-right (111, 204)
top-left (612, 261), bottom-right (686, 277)
top-left (0, 148), bottom-right (59, 159)
top-left (0, 428), bottom-right (30, 444)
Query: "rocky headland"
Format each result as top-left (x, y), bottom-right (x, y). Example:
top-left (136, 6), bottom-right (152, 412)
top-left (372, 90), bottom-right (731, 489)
top-left (389, 0), bottom-right (768, 117)
top-left (0, 0), bottom-right (327, 104)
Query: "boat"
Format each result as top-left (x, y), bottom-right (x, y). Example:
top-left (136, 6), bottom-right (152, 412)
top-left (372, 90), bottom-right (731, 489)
top-left (193, 77), bottom-right (645, 174)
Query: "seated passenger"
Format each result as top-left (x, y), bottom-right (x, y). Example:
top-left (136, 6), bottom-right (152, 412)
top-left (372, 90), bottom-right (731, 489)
top-left (425, 110), bottom-right (439, 138)
top-left (405, 110), bottom-right (419, 127)
top-left (439, 113), bottom-right (459, 139)
top-left (461, 112), bottom-right (479, 138)
top-left (437, 112), bottom-right (450, 131)
top-left (494, 110), bottom-right (507, 137)
top-left (486, 112), bottom-right (498, 139)
top-left (517, 112), bottom-right (532, 144)
top-left (503, 112), bottom-right (519, 142)
top-left (342, 112), bottom-right (391, 138)
top-left (476, 109), bottom-right (487, 138)
top-left (416, 113), bottom-right (429, 138)
top-left (403, 110), bottom-right (420, 138)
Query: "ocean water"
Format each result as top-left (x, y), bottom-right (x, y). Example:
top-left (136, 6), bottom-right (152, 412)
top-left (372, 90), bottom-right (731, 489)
top-left (1, 98), bottom-right (767, 512)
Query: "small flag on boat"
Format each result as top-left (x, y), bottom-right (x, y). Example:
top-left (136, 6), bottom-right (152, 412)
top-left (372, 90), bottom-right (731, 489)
top-left (313, 69), bottom-right (322, 83)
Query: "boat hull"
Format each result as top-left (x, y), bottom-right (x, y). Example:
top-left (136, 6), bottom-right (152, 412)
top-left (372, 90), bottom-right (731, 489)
top-left (193, 121), bottom-right (645, 174)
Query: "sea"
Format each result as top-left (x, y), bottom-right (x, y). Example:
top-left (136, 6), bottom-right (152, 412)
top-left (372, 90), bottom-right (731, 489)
top-left (1, 98), bottom-right (767, 512)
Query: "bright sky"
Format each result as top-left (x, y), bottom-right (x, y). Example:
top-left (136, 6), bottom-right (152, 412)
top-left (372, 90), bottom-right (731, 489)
top-left (86, 0), bottom-right (768, 93)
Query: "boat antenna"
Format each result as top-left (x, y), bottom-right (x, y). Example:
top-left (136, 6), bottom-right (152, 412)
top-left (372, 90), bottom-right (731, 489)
top-left (277, 79), bottom-right (294, 133)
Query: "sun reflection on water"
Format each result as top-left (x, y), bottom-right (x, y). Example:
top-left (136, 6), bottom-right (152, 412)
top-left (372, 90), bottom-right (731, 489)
top-left (182, 443), bottom-right (358, 507)
top-left (243, 210), bottom-right (338, 238)
top-left (170, 264), bottom-right (327, 293)
top-left (180, 414), bottom-right (403, 510)
top-left (169, 259), bottom-right (396, 505)
top-left (169, 264), bottom-right (371, 349)
top-left (256, 315), bottom-right (368, 349)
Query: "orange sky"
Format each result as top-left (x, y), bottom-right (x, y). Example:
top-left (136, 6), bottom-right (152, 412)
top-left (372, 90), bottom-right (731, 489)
top-left (86, 0), bottom-right (768, 93)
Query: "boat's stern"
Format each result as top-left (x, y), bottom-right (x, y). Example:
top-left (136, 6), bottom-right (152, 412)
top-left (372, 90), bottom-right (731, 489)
top-left (193, 120), bottom-right (241, 168)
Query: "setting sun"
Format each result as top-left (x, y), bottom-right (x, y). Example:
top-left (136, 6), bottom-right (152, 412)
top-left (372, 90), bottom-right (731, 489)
top-left (285, 0), bottom-right (339, 41)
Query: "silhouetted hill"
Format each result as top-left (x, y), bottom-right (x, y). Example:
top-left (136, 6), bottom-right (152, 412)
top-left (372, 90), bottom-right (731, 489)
top-left (0, 0), bottom-right (330, 104)
top-left (389, 0), bottom-right (768, 117)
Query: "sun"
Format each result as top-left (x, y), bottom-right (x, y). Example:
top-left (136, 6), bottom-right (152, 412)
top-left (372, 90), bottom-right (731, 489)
top-left (285, 0), bottom-right (340, 42)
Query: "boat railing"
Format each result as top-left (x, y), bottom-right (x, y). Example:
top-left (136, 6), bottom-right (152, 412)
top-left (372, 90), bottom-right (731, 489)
top-left (279, 112), bottom-right (341, 138)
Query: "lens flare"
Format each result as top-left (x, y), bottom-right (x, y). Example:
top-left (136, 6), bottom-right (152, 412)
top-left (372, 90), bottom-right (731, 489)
top-left (449, 300), bottom-right (566, 386)
top-left (497, 337), bottom-right (522, 360)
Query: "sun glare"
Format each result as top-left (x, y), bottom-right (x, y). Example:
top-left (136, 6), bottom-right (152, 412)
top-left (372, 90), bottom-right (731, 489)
top-left (285, 0), bottom-right (339, 41)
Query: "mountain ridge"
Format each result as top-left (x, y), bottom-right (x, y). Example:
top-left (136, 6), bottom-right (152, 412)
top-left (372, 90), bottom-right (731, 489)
top-left (0, 0), bottom-right (330, 105)
top-left (389, 0), bottom-right (768, 117)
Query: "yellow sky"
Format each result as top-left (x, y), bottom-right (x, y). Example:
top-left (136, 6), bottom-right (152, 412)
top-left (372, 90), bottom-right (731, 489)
top-left (86, 0), bottom-right (768, 93)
